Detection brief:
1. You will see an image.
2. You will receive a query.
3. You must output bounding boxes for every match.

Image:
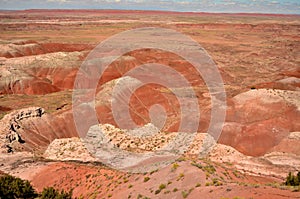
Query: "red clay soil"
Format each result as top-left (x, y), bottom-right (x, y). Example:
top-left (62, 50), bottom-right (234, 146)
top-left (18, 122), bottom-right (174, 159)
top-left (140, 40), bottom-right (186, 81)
top-left (28, 160), bottom-right (299, 199)
top-left (0, 72), bottom-right (73, 95)
top-left (26, 67), bottom-right (80, 90)
top-left (0, 106), bottom-right (12, 112)
top-left (5, 79), bottom-right (61, 95)
top-left (31, 162), bottom-right (128, 198)
top-left (96, 83), bottom-right (182, 131)
top-left (93, 49), bottom-right (210, 132)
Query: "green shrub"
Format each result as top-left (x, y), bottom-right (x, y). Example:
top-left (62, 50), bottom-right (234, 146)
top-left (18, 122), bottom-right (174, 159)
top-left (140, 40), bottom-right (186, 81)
top-left (285, 172), bottom-right (300, 186)
top-left (143, 177), bottom-right (150, 182)
top-left (40, 187), bottom-right (72, 199)
top-left (191, 162), bottom-right (202, 169)
top-left (171, 163), bottom-right (179, 171)
top-left (212, 178), bottom-right (223, 186)
top-left (203, 165), bottom-right (216, 174)
top-left (181, 188), bottom-right (193, 198)
top-left (0, 175), bottom-right (37, 199)
top-left (177, 173), bottom-right (184, 181)
top-left (150, 169), bottom-right (158, 175)
top-left (159, 183), bottom-right (166, 190)
top-left (191, 162), bottom-right (216, 174)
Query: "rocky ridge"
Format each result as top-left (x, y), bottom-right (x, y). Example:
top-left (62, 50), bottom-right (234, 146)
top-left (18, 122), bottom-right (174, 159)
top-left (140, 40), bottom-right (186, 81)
top-left (0, 107), bottom-right (44, 153)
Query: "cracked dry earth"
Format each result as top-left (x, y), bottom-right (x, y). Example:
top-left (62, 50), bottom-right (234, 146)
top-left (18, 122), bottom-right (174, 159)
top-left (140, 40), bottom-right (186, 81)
top-left (0, 10), bottom-right (299, 199)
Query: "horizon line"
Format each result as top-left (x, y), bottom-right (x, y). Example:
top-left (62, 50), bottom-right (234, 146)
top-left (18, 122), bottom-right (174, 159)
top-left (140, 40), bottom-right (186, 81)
top-left (0, 8), bottom-right (299, 16)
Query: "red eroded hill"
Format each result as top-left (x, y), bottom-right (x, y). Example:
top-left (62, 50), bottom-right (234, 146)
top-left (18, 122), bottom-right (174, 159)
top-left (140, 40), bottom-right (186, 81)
top-left (0, 43), bottom-right (90, 95)
top-left (0, 41), bottom-right (92, 58)
top-left (220, 89), bottom-right (300, 156)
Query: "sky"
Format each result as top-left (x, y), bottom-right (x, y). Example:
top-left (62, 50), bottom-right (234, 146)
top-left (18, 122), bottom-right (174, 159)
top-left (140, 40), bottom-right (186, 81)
top-left (0, 0), bottom-right (299, 14)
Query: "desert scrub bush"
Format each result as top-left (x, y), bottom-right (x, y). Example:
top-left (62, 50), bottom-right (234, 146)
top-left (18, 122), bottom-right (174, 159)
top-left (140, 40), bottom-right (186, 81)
top-left (155, 183), bottom-right (167, 194)
top-left (90, 191), bottom-right (98, 199)
top-left (177, 173), bottom-right (184, 181)
top-left (285, 172), bottom-right (300, 186)
top-left (195, 183), bottom-right (201, 187)
top-left (144, 177), bottom-right (150, 182)
top-left (205, 172), bottom-right (210, 179)
top-left (40, 187), bottom-right (72, 199)
top-left (0, 175), bottom-right (37, 199)
top-left (173, 188), bottom-right (178, 192)
top-left (86, 174), bottom-right (91, 179)
top-left (265, 182), bottom-right (279, 188)
top-left (137, 194), bottom-right (151, 199)
top-left (205, 182), bottom-right (211, 186)
top-left (191, 162), bottom-right (202, 169)
top-left (212, 178), bottom-right (223, 186)
top-left (233, 170), bottom-right (240, 178)
top-left (254, 184), bottom-right (260, 188)
top-left (171, 163), bottom-right (179, 171)
top-left (176, 156), bottom-right (186, 162)
top-left (222, 171), bottom-right (228, 176)
top-left (150, 169), bottom-right (158, 175)
top-left (203, 165), bottom-right (216, 174)
top-left (123, 178), bottom-right (129, 183)
top-left (191, 162), bottom-right (216, 174)
top-left (128, 184), bottom-right (133, 188)
top-left (159, 183), bottom-right (166, 190)
top-left (181, 188), bottom-right (193, 198)
top-left (78, 194), bottom-right (84, 199)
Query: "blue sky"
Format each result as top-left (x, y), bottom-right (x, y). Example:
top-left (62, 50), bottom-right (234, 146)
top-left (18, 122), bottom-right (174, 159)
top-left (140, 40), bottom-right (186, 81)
top-left (0, 0), bottom-right (299, 14)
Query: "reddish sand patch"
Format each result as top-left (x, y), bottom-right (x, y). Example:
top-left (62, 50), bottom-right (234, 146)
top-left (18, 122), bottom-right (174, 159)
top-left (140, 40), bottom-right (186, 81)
top-left (31, 162), bottom-right (131, 198)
